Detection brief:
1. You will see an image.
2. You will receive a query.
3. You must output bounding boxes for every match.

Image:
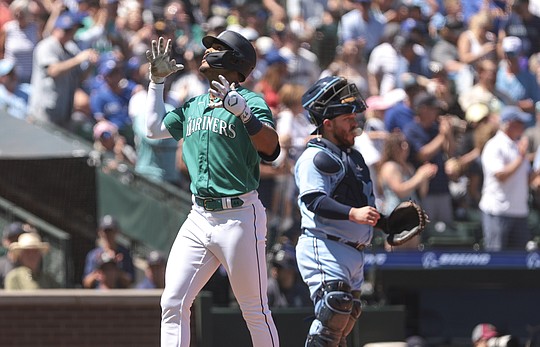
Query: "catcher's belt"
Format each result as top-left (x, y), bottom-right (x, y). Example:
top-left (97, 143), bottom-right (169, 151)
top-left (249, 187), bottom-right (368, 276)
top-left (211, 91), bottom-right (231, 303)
top-left (305, 230), bottom-right (366, 251)
top-left (194, 196), bottom-right (244, 211)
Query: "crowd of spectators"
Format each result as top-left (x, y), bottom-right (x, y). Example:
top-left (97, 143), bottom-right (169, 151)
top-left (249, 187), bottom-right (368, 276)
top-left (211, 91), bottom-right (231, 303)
top-left (1, 0), bottom-right (540, 296)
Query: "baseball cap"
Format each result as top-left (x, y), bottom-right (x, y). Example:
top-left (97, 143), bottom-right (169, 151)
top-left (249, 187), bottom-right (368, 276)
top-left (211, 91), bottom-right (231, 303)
top-left (147, 251), bottom-right (166, 266)
top-left (98, 58), bottom-right (121, 76)
top-left (54, 11), bottom-right (85, 30)
top-left (268, 242), bottom-right (297, 269)
top-left (96, 250), bottom-right (117, 268)
top-left (98, 214), bottom-right (119, 231)
top-left (472, 323), bottom-right (498, 342)
top-left (204, 15), bottom-right (227, 32)
top-left (93, 121), bottom-right (118, 140)
top-left (499, 105), bottom-right (532, 124)
top-left (0, 59), bottom-right (15, 77)
top-left (502, 36), bottom-right (522, 55)
top-left (465, 103), bottom-right (490, 123)
top-left (3, 222), bottom-right (26, 241)
top-left (265, 50), bottom-right (288, 66)
top-left (413, 92), bottom-right (442, 110)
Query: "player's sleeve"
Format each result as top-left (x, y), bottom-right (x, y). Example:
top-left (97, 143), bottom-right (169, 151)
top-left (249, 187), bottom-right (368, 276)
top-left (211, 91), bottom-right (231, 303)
top-left (163, 108), bottom-right (185, 141)
top-left (302, 192), bottom-right (351, 220)
top-left (244, 91), bottom-right (275, 128)
top-left (244, 91), bottom-right (281, 161)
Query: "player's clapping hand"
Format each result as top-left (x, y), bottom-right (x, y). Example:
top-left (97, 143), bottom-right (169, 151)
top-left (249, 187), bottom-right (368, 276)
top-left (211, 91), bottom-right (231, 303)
top-left (209, 75), bottom-right (251, 122)
top-left (145, 36), bottom-right (184, 84)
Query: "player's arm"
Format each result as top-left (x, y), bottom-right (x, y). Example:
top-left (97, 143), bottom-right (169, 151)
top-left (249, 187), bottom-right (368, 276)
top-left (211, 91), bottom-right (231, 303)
top-left (145, 82), bottom-right (172, 139)
top-left (250, 123), bottom-right (280, 161)
top-left (209, 74), bottom-right (280, 160)
top-left (145, 37), bottom-right (184, 139)
top-left (302, 192), bottom-right (379, 225)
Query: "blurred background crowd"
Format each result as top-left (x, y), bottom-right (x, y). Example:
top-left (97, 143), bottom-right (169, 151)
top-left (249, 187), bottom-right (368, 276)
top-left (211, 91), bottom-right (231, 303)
top-left (0, 0), bottom-right (540, 299)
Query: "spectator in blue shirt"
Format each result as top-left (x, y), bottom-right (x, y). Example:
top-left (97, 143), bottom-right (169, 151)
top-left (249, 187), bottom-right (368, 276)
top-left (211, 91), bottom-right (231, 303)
top-left (136, 251), bottom-right (166, 289)
top-left (82, 215), bottom-right (135, 289)
top-left (90, 57), bottom-right (142, 146)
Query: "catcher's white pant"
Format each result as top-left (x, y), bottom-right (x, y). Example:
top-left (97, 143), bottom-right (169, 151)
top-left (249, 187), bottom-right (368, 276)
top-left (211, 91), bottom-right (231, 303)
top-left (160, 191), bottom-right (279, 347)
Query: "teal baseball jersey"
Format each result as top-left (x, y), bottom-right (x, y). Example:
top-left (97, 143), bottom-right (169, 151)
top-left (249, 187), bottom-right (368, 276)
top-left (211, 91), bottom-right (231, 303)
top-left (163, 87), bottom-right (275, 197)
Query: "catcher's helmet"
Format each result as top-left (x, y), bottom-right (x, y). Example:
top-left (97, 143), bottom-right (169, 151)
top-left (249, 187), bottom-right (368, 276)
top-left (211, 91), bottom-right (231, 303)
top-left (302, 76), bottom-right (367, 133)
top-left (202, 30), bottom-right (257, 82)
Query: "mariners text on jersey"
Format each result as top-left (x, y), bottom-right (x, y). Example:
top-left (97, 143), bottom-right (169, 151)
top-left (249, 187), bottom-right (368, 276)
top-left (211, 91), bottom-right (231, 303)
top-left (185, 114), bottom-right (237, 138)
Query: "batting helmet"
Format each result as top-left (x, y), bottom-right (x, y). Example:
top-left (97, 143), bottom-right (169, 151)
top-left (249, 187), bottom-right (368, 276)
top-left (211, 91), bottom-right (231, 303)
top-left (202, 30), bottom-right (257, 82)
top-left (302, 76), bottom-right (367, 133)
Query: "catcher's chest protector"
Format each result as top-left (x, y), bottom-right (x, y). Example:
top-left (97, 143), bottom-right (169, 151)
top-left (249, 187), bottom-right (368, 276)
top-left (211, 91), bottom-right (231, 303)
top-left (310, 138), bottom-right (374, 208)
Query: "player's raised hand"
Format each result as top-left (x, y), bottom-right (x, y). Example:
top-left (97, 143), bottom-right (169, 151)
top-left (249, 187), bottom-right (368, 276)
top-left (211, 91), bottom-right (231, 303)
top-left (209, 75), bottom-right (252, 123)
top-left (145, 37), bottom-right (184, 84)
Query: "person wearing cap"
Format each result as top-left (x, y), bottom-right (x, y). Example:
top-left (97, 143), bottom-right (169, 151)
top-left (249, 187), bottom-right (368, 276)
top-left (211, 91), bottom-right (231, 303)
top-left (471, 323), bottom-right (498, 346)
top-left (495, 36), bottom-right (540, 117)
top-left (28, 10), bottom-right (100, 130)
top-left (92, 120), bottom-right (137, 168)
top-left (384, 75), bottom-right (424, 132)
top-left (90, 56), bottom-right (143, 146)
top-left (145, 30), bottom-right (280, 346)
top-left (0, 222), bottom-right (29, 288)
top-left (266, 241), bottom-right (311, 308)
top-left (136, 251), bottom-right (166, 289)
top-left (0, 58), bottom-right (30, 120)
top-left (470, 323), bottom-right (521, 347)
top-left (403, 91), bottom-right (456, 227)
top-left (479, 106), bottom-right (537, 251)
top-left (497, 0), bottom-right (540, 58)
top-left (4, 232), bottom-right (61, 290)
top-left (82, 215), bottom-right (135, 288)
top-left (93, 249), bottom-right (124, 289)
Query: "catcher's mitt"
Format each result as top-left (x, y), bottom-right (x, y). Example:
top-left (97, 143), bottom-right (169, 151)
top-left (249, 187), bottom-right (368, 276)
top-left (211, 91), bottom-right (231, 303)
top-left (376, 200), bottom-right (429, 246)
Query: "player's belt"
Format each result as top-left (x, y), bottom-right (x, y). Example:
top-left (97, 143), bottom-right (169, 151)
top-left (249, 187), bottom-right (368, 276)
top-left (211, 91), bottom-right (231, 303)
top-left (325, 234), bottom-right (366, 251)
top-left (312, 231), bottom-right (365, 251)
top-left (195, 196), bottom-right (244, 211)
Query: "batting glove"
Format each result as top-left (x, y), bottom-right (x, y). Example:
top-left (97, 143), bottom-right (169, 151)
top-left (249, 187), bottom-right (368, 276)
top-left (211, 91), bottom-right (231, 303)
top-left (209, 75), bottom-right (253, 123)
top-left (145, 37), bottom-right (184, 84)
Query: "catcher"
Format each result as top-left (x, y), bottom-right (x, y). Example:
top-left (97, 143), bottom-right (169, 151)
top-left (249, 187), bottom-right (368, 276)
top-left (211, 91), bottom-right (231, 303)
top-left (294, 76), bottom-right (428, 347)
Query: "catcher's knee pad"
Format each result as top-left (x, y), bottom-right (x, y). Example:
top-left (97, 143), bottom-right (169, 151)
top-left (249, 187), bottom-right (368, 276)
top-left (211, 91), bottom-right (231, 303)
top-left (341, 291), bottom-right (363, 345)
top-left (306, 281), bottom-right (354, 347)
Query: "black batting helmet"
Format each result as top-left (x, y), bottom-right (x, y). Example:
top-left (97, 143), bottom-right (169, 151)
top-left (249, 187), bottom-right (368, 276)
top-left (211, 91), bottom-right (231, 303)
top-left (202, 30), bottom-right (257, 82)
top-left (302, 76), bottom-right (367, 133)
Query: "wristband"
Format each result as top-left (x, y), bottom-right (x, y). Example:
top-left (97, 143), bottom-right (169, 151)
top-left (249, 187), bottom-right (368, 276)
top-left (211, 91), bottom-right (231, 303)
top-left (243, 115), bottom-right (263, 135)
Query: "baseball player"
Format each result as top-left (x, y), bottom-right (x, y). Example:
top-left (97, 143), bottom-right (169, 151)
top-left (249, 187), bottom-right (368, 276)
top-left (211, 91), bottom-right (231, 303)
top-left (145, 31), bottom-right (281, 346)
top-left (294, 76), bottom-right (379, 346)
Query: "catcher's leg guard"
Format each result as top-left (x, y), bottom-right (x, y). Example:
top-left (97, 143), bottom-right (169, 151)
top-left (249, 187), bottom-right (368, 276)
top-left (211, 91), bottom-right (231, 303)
top-left (338, 291), bottom-right (362, 347)
top-left (305, 281), bottom-right (353, 347)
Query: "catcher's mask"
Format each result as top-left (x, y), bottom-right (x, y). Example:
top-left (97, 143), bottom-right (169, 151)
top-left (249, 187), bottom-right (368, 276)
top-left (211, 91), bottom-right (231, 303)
top-left (202, 30), bottom-right (257, 82)
top-left (302, 76), bottom-right (367, 134)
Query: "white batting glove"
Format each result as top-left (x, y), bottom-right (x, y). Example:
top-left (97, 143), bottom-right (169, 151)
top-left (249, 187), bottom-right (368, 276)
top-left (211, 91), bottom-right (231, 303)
top-left (209, 75), bottom-right (253, 123)
top-left (145, 37), bottom-right (184, 84)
